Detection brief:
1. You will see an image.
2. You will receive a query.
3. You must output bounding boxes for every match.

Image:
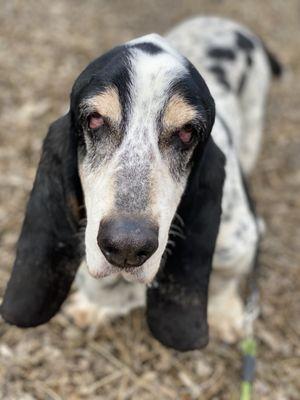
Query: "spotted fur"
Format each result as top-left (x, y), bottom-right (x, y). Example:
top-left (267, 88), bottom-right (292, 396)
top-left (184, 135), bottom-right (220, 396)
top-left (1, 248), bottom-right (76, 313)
top-left (1, 16), bottom-right (280, 350)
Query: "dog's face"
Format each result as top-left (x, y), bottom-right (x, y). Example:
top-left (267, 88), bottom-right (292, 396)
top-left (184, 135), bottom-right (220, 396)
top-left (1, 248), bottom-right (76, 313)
top-left (70, 35), bottom-right (215, 283)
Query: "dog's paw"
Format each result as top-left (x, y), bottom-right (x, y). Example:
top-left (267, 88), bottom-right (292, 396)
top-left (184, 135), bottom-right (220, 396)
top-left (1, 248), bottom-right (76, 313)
top-left (208, 291), bottom-right (244, 343)
top-left (63, 291), bottom-right (109, 329)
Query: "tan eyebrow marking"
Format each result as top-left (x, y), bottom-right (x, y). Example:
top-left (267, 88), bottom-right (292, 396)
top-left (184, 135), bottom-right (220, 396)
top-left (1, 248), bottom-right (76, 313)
top-left (86, 86), bottom-right (122, 124)
top-left (163, 94), bottom-right (198, 130)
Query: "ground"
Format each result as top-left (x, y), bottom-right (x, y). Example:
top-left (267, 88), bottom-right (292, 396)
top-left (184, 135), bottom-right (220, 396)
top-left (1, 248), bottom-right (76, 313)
top-left (0, 1), bottom-right (299, 399)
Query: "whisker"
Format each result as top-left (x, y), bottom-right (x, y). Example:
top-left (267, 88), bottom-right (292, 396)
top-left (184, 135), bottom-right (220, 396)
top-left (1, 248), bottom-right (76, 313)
top-left (167, 239), bottom-right (176, 247)
top-left (170, 224), bottom-right (184, 235)
top-left (175, 213), bottom-right (185, 227)
top-left (171, 222), bottom-right (183, 230)
top-left (164, 247), bottom-right (173, 255)
top-left (169, 230), bottom-right (186, 240)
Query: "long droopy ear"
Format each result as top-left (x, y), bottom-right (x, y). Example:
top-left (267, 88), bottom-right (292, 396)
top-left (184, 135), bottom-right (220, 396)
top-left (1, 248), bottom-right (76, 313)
top-left (146, 138), bottom-right (225, 351)
top-left (0, 114), bottom-right (84, 327)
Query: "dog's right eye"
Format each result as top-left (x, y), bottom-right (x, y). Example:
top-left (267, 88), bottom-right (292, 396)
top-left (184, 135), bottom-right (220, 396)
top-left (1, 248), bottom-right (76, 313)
top-left (88, 112), bottom-right (105, 129)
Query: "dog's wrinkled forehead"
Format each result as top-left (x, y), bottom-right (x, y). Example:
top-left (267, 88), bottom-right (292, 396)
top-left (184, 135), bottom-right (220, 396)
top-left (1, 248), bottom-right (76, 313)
top-left (127, 34), bottom-right (188, 124)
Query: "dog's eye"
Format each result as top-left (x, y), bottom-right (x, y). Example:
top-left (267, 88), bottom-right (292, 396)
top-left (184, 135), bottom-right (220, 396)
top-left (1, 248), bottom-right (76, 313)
top-left (177, 125), bottom-right (194, 146)
top-left (88, 112), bottom-right (105, 129)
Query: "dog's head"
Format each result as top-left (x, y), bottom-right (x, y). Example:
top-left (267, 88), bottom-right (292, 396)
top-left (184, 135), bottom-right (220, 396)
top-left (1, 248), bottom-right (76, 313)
top-left (1, 35), bottom-right (224, 350)
top-left (71, 34), bottom-right (215, 282)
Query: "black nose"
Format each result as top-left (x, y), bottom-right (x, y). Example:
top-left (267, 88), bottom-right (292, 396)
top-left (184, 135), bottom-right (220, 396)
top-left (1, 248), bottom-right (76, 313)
top-left (97, 216), bottom-right (159, 268)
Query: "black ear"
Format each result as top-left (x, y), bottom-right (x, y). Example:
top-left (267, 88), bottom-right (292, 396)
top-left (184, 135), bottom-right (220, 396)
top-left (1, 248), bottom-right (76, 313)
top-left (146, 137), bottom-right (225, 351)
top-left (0, 114), bottom-right (84, 327)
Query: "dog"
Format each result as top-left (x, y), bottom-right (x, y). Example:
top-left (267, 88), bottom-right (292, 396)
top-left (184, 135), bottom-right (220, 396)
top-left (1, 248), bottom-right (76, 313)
top-left (0, 16), bottom-right (281, 351)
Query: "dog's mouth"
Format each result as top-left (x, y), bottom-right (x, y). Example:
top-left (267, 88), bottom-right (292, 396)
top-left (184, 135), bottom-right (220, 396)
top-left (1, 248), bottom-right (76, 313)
top-left (87, 259), bottom-right (154, 284)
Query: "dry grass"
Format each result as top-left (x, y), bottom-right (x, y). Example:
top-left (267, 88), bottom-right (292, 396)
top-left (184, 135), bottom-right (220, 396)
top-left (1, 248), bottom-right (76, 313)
top-left (0, 1), bottom-right (299, 399)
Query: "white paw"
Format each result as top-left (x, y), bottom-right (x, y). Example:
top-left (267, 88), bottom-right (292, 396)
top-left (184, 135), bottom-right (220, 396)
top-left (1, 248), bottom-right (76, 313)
top-left (63, 291), bottom-right (109, 329)
top-left (208, 291), bottom-right (244, 343)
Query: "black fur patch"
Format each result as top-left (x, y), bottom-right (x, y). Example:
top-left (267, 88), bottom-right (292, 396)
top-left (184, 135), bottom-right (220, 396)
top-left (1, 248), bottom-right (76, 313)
top-left (234, 32), bottom-right (255, 95)
top-left (131, 42), bottom-right (162, 54)
top-left (238, 72), bottom-right (247, 95)
top-left (246, 54), bottom-right (253, 67)
top-left (184, 60), bottom-right (216, 130)
top-left (236, 31), bottom-right (255, 52)
top-left (207, 47), bottom-right (236, 61)
top-left (208, 65), bottom-right (231, 90)
top-left (261, 42), bottom-right (283, 78)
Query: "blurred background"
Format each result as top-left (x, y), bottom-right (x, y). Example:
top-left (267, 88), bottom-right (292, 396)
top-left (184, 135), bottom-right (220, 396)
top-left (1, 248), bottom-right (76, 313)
top-left (0, 1), bottom-right (299, 399)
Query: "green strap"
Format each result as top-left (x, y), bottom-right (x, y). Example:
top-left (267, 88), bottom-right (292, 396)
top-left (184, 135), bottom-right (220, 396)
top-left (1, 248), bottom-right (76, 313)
top-left (241, 338), bottom-right (256, 357)
top-left (240, 382), bottom-right (252, 400)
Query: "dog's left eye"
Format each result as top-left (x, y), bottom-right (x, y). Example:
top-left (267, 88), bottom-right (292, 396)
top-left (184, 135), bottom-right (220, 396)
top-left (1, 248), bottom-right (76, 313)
top-left (176, 125), bottom-right (195, 147)
top-left (88, 112), bottom-right (105, 129)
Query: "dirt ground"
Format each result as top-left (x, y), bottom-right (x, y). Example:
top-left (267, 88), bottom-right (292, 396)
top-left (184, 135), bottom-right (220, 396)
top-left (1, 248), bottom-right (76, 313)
top-left (0, 0), bottom-right (299, 399)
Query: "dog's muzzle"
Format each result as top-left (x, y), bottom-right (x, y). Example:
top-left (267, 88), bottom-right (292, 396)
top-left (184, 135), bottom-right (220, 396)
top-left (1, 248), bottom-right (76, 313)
top-left (97, 216), bottom-right (159, 269)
